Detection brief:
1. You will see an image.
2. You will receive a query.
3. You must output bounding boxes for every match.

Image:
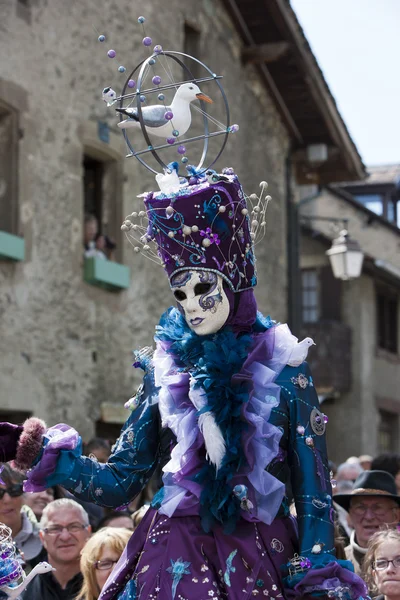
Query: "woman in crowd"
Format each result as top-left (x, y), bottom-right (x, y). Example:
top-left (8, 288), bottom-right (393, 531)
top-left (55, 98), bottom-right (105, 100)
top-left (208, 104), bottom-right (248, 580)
top-left (77, 527), bottom-right (133, 600)
top-left (0, 463), bottom-right (42, 567)
top-left (23, 485), bottom-right (64, 520)
top-left (364, 528), bottom-right (400, 599)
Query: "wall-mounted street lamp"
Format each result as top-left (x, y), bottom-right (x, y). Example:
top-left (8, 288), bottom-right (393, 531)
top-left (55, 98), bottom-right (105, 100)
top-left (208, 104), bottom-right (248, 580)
top-left (301, 216), bottom-right (364, 281)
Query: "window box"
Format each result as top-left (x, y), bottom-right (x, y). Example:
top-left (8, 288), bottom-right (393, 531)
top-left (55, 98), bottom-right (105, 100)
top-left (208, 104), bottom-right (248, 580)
top-left (84, 257), bottom-right (130, 291)
top-left (0, 231), bottom-right (25, 261)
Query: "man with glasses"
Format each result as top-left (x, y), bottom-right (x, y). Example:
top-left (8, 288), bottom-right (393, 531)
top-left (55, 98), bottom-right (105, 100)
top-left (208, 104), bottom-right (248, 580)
top-left (0, 463), bottom-right (43, 567)
top-left (334, 470), bottom-right (400, 575)
top-left (21, 498), bottom-right (91, 599)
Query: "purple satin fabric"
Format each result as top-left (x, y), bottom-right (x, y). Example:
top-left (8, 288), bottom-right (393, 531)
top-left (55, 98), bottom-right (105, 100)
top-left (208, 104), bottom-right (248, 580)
top-left (285, 561), bottom-right (368, 600)
top-left (23, 423), bottom-right (79, 493)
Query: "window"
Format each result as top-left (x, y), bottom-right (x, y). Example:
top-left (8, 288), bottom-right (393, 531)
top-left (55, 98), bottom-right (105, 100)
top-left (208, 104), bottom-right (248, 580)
top-left (95, 420), bottom-right (122, 445)
top-left (0, 101), bottom-right (19, 235)
top-left (84, 156), bottom-right (103, 227)
top-left (183, 23), bottom-right (201, 80)
top-left (302, 269), bottom-right (319, 323)
top-left (376, 287), bottom-right (398, 353)
top-left (354, 194), bottom-right (384, 216)
top-left (0, 409), bottom-right (31, 425)
top-left (378, 410), bottom-right (398, 453)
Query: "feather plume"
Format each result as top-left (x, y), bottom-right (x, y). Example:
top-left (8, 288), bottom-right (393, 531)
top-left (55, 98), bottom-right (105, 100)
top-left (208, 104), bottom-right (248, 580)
top-left (198, 412), bottom-right (226, 472)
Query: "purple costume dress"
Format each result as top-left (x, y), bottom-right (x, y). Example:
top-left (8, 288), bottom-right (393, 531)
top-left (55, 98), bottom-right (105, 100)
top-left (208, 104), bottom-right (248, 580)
top-left (5, 174), bottom-right (368, 600)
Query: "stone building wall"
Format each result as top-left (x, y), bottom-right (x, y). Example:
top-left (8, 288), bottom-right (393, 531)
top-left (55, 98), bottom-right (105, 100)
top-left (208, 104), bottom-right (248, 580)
top-left (0, 0), bottom-right (291, 439)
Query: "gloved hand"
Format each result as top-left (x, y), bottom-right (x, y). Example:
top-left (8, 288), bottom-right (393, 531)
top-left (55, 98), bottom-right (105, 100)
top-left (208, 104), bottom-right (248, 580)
top-left (0, 422), bottom-right (24, 462)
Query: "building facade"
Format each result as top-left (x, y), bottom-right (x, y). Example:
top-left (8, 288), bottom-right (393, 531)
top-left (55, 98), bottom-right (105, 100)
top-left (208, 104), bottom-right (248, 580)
top-left (0, 0), bottom-right (363, 440)
top-left (299, 166), bottom-right (400, 463)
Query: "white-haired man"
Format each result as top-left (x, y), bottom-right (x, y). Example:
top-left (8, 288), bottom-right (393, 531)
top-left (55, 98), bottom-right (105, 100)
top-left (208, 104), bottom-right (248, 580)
top-left (21, 498), bottom-right (91, 599)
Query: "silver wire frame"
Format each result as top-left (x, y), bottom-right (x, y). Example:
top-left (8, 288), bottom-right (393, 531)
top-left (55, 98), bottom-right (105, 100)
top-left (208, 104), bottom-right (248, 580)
top-left (119, 51), bottom-right (231, 175)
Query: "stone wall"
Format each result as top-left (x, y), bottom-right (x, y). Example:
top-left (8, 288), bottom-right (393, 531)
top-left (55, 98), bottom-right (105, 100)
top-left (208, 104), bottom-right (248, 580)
top-left (0, 0), bottom-right (291, 438)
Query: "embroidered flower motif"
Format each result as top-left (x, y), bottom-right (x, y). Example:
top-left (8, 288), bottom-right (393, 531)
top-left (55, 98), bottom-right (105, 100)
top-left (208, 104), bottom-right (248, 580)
top-left (296, 425), bottom-right (305, 436)
top-left (192, 578), bottom-right (198, 583)
top-left (94, 487), bottom-right (103, 496)
top-left (199, 227), bottom-right (220, 245)
top-left (127, 431), bottom-right (134, 443)
top-left (208, 591), bottom-right (215, 597)
top-left (201, 564), bottom-right (209, 572)
top-left (167, 558), bottom-right (191, 599)
top-left (291, 373), bottom-right (309, 389)
top-left (202, 577), bottom-right (209, 583)
top-left (270, 539), bottom-right (284, 554)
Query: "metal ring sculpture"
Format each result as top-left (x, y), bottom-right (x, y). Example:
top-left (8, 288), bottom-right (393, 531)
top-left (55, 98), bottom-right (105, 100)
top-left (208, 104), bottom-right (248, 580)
top-left (118, 51), bottom-right (231, 175)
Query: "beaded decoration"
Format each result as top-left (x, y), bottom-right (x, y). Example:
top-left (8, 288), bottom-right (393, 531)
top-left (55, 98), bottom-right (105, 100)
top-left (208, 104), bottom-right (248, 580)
top-left (121, 173), bottom-right (271, 292)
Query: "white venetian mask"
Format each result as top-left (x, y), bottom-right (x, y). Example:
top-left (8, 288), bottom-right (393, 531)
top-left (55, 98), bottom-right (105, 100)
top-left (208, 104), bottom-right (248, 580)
top-left (170, 270), bottom-right (230, 335)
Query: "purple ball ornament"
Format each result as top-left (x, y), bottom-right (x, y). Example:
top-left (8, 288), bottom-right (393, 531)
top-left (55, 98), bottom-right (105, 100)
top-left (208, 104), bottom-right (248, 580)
top-left (154, 45), bottom-right (163, 54)
top-left (166, 137), bottom-right (175, 145)
top-left (152, 75), bottom-right (161, 85)
top-left (229, 124), bottom-right (239, 133)
top-left (177, 145), bottom-right (186, 155)
top-left (140, 95), bottom-right (146, 103)
top-left (127, 79), bottom-right (136, 88)
top-left (143, 37), bottom-right (152, 47)
top-left (164, 111), bottom-right (173, 120)
top-left (107, 49), bottom-right (116, 58)
top-left (98, 35), bottom-right (105, 42)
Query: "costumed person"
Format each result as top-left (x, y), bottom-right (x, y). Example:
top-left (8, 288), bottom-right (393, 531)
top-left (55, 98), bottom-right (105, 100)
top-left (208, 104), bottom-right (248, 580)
top-left (0, 169), bottom-right (369, 599)
top-left (0, 22), bottom-right (369, 600)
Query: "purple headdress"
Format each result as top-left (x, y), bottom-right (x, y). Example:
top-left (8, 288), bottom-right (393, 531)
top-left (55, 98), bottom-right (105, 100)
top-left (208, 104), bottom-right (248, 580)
top-left (122, 170), bottom-right (271, 293)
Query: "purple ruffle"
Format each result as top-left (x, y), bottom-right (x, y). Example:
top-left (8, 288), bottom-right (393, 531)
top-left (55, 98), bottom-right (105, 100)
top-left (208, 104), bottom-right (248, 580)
top-left (23, 424), bottom-right (79, 493)
top-left (285, 561), bottom-right (368, 600)
top-left (154, 326), bottom-right (295, 525)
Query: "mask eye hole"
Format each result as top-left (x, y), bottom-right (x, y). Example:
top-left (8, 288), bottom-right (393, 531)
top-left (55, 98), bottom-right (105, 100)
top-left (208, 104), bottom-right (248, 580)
top-left (173, 290), bottom-right (187, 302)
top-left (194, 283), bottom-right (211, 296)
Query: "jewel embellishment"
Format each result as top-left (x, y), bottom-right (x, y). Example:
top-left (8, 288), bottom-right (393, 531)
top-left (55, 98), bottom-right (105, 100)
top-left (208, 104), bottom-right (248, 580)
top-left (310, 407), bottom-right (326, 436)
top-left (291, 373), bottom-right (309, 389)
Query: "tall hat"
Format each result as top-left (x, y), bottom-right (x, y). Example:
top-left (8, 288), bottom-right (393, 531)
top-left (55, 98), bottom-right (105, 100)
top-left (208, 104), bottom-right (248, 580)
top-left (122, 170), bottom-right (271, 292)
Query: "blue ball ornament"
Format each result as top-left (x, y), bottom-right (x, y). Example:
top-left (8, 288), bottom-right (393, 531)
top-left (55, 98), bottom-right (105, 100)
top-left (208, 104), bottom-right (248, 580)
top-left (98, 35), bottom-right (105, 42)
top-left (148, 58), bottom-right (156, 65)
top-left (172, 129), bottom-right (179, 137)
top-left (118, 66), bottom-right (126, 73)
top-left (138, 16), bottom-right (145, 23)
top-left (140, 95), bottom-right (146, 103)
top-left (158, 93), bottom-right (165, 101)
top-left (181, 156), bottom-right (188, 164)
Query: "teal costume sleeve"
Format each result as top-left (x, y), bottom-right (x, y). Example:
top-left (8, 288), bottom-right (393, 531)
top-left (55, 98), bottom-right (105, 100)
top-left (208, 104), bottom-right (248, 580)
top-left (279, 362), bottom-right (334, 560)
top-left (25, 372), bottom-right (163, 509)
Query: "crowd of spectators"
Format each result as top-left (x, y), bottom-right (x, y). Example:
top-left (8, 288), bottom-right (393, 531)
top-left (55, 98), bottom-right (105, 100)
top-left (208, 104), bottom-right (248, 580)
top-left (2, 443), bottom-right (400, 598)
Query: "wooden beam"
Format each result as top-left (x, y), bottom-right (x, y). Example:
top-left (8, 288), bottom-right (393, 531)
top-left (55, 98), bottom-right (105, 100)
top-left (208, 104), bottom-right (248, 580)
top-left (242, 41), bottom-right (291, 64)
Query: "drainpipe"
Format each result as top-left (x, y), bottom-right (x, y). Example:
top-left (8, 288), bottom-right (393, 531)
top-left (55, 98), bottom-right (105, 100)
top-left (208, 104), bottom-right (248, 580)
top-left (286, 150), bottom-right (301, 336)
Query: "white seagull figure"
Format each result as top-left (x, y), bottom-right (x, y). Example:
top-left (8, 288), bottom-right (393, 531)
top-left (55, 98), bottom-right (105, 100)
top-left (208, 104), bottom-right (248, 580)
top-left (116, 83), bottom-right (213, 138)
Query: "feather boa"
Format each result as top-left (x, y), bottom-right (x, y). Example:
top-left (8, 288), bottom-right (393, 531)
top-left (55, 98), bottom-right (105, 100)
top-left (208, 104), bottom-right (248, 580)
top-left (155, 308), bottom-right (272, 533)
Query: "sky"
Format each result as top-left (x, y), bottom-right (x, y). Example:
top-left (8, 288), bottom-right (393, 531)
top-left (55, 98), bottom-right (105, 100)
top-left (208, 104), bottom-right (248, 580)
top-left (290, 0), bottom-right (399, 167)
